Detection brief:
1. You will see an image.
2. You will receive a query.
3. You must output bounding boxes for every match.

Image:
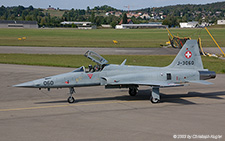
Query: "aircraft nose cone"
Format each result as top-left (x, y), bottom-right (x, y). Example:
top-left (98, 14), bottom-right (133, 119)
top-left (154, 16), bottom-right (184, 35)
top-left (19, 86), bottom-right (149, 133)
top-left (13, 81), bottom-right (35, 88)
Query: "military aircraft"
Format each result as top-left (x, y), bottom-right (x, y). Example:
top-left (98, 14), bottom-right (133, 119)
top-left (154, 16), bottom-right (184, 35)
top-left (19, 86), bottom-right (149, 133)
top-left (14, 40), bottom-right (216, 103)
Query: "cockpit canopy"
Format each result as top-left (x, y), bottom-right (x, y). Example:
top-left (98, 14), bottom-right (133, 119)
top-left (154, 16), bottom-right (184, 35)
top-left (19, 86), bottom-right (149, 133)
top-left (84, 50), bottom-right (108, 65)
top-left (72, 66), bottom-right (85, 72)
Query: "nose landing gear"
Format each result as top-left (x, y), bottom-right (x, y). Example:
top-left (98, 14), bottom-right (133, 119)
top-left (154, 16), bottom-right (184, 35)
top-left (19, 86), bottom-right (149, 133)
top-left (67, 87), bottom-right (76, 103)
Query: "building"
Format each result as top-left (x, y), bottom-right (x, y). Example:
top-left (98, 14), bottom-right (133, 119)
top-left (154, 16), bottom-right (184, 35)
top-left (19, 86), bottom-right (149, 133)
top-left (115, 23), bottom-right (166, 29)
top-left (217, 20), bottom-right (225, 25)
top-left (119, 19), bottom-right (133, 25)
top-left (60, 21), bottom-right (92, 25)
top-left (140, 13), bottom-right (150, 19)
top-left (105, 11), bottom-right (122, 17)
top-left (180, 21), bottom-right (198, 28)
top-left (0, 20), bottom-right (38, 28)
top-left (60, 21), bottom-right (96, 29)
top-left (47, 5), bottom-right (55, 10)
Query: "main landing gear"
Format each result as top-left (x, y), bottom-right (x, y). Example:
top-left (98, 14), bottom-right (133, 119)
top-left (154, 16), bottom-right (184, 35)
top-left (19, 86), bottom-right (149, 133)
top-left (128, 87), bottom-right (138, 96)
top-left (128, 87), bottom-right (160, 103)
top-left (67, 87), bottom-right (75, 103)
top-left (150, 87), bottom-right (160, 104)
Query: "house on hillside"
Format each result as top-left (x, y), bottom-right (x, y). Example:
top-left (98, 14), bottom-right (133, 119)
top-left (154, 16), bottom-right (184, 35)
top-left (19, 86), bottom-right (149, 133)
top-left (47, 5), bottom-right (55, 10)
top-left (119, 19), bottom-right (133, 25)
top-left (140, 13), bottom-right (150, 19)
top-left (105, 11), bottom-right (114, 16)
top-left (115, 12), bottom-right (122, 17)
top-left (105, 11), bottom-right (122, 17)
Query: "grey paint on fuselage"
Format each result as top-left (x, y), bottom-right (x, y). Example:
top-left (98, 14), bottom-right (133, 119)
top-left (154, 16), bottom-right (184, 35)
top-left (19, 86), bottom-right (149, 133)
top-left (17, 65), bottom-right (199, 88)
top-left (14, 40), bottom-right (216, 103)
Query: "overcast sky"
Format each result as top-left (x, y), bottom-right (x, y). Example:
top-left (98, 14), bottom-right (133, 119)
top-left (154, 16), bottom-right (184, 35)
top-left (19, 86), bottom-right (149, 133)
top-left (1, 0), bottom-right (225, 10)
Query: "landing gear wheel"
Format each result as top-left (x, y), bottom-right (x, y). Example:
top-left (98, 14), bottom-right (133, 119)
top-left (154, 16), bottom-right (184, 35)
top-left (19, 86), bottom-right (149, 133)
top-left (150, 97), bottom-right (160, 104)
top-left (129, 88), bottom-right (137, 96)
top-left (67, 97), bottom-right (75, 103)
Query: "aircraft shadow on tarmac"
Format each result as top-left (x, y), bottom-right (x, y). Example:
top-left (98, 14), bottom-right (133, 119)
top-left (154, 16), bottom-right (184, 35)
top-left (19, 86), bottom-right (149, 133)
top-left (35, 90), bottom-right (225, 105)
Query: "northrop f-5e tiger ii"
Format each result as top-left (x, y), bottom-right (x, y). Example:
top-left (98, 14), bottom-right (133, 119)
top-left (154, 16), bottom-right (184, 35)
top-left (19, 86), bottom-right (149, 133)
top-left (14, 40), bottom-right (216, 103)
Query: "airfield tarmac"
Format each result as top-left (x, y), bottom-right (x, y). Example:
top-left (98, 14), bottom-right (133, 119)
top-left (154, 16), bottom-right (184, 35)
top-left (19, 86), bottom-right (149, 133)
top-left (0, 63), bottom-right (225, 141)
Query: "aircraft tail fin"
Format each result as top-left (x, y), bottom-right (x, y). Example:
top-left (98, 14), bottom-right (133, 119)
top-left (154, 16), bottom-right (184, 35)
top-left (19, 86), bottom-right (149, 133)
top-left (167, 40), bottom-right (204, 70)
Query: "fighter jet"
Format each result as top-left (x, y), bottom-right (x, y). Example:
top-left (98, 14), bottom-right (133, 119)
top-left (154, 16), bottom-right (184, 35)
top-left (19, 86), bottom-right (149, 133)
top-left (14, 40), bottom-right (216, 103)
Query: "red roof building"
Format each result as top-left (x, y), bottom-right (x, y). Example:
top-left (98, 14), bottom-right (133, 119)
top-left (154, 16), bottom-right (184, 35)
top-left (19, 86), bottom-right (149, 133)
top-left (119, 19), bottom-right (133, 25)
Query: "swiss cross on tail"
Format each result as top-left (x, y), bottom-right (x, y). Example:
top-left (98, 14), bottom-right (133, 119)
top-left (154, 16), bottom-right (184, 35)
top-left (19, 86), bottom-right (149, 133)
top-left (185, 50), bottom-right (192, 59)
top-left (87, 74), bottom-right (93, 79)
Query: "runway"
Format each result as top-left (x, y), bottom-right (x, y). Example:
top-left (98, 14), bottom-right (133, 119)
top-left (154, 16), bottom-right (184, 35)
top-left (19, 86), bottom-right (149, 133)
top-left (0, 64), bottom-right (224, 141)
top-left (1, 46), bottom-right (225, 55)
top-left (0, 46), bottom-right (179, 55)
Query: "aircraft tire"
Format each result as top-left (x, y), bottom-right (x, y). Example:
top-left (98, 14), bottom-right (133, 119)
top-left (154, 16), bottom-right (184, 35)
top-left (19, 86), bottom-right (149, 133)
top-left (67, 97), bottom-right (75, 103)
top-left (129, 88), bottom-right (137, 96)
top-left (150, 97), bottom-right (160, 104)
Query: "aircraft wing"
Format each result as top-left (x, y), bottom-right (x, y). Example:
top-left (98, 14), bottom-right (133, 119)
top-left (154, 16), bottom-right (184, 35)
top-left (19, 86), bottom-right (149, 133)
top-left (105, 79), bottom-right (213, 87)
top-left (105, 79), bottom-right (184, 88)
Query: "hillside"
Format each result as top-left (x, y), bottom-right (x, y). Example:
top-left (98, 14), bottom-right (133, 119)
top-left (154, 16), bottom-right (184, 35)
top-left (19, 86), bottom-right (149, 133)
top-left (136, 2), bottom-right (225, 14)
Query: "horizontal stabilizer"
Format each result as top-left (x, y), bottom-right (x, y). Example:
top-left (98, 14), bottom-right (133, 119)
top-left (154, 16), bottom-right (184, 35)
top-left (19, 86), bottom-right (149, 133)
top-left (189, 80), bottom-right (213, 85)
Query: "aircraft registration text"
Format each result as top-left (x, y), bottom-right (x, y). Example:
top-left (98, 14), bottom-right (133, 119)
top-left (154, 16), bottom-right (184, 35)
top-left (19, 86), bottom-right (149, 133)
top-left (177, 61), bottom-right (194, 66)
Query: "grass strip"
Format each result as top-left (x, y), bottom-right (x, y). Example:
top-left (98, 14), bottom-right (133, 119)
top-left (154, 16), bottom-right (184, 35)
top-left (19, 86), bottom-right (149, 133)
top-left (0, 28), bottom-right (225, 47)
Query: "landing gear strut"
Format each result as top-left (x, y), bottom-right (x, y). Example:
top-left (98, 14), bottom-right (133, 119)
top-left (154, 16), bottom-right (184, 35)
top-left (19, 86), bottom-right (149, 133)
top-left (129, 87), bottom-right (138, 96)
top-left (67, 87), bottom-right (75, 103)
top-left (150, 87), bottom-right (160, 103)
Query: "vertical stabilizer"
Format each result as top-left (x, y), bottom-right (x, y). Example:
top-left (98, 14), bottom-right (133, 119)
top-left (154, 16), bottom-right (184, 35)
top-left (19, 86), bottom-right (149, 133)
top-left (167, 40), bottom-right (203, 70)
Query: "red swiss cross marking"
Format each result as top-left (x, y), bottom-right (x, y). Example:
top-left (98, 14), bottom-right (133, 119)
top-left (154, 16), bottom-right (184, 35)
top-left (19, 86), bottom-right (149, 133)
top-left (185, 51), bottom-right (192, 59)
top-left (87, 74), bottom-right (93, 79)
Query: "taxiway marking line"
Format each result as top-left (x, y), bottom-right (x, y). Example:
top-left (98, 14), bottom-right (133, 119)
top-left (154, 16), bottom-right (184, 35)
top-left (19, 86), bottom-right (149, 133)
top-left (0, 100), bottom-right (139, 112)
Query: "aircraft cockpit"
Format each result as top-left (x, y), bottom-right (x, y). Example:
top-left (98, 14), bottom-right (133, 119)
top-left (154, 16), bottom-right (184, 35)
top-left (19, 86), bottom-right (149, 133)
top-left (84, 50), bottom-right (108, 72)
top-left (72, 66), bottom-right (85, 72)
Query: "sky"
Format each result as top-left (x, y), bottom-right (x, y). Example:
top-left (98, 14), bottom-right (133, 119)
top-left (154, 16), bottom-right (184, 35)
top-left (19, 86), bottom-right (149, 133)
top-left (1, 0), bottom-right (225, 10)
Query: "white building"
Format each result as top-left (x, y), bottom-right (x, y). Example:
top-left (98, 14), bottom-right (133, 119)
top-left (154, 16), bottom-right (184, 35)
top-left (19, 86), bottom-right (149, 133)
top-left (115, 23), bottom-right (166, 29)
top-left (60, 21), bottom-right (92, 26)
top-left (60, 21), bottom-right (96, 29)
top-left (140, 13), bottom-right (150, 19)
top-left (217, 20), bottom-right (225, 25)
top-left (180, 21), bottom-right (198, 28)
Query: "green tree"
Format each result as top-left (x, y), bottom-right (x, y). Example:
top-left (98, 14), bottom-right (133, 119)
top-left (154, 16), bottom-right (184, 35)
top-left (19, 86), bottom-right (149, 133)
top-left (91, 12), bottom-right (95, 23)
top-left (162, 15), bottom-right (179, 27)
top-left (28, 5), bottom-right (34, 11)
top-left (122, 13), bottom-right (127, 24)
top-left (87, 6), bottom-right (90, 14)
top-left (182, 15), bottom-right (188, 22)
top-left (110, 21), bottom-right (117, 28)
